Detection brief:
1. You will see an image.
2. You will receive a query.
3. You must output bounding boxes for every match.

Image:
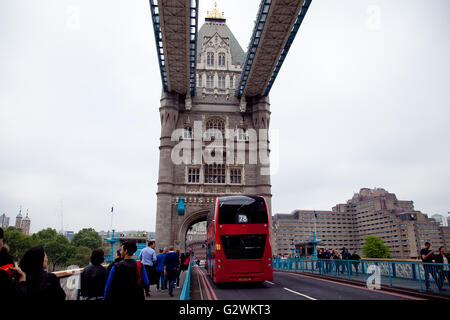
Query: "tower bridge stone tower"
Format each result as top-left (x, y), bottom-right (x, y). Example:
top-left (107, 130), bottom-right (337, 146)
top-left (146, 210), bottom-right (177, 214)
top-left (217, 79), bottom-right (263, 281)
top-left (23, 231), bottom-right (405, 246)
top-left (155, 11), bottom-right (272, 251)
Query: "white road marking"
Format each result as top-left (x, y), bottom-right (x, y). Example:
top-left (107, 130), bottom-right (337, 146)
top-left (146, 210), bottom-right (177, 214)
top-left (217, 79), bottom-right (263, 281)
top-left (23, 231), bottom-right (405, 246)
top-left (283, 272), bottom-right (423, 300)
top-left (284, 287), bottom-right (317, 300)
top-left (265, 281), bottom-right (275, 285)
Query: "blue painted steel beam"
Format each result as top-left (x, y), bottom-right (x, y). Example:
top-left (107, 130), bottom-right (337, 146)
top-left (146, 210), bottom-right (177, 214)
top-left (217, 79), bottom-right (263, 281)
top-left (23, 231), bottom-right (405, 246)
top-left (149, 0), bottom-right (199, 96)
top-left (149, 0), bottom-right (168, 92)
top-left (264, 0), bottom-right (312, 96)
top-left (189, 0), bottom-right (199, 96)
top-left (236, 0), bottom-right (273, 98)
top-left (237, 0), bottom-right (312, 98)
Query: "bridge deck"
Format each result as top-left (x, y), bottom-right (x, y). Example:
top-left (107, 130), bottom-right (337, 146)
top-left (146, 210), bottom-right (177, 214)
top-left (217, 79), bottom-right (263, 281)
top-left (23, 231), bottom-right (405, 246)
top-left (189, 265), bottom-right (422, 300)
top-left (150, 0), bottom-right (198, 95)
top-left (238, 0), bottom-right (312, 98)
top-left (150, 0), bottom-right (312, 99)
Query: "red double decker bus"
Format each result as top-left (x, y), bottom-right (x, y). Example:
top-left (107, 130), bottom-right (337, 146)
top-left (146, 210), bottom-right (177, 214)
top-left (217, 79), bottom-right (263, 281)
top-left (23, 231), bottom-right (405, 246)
top-left (206, 195), bottom-right (273, 283)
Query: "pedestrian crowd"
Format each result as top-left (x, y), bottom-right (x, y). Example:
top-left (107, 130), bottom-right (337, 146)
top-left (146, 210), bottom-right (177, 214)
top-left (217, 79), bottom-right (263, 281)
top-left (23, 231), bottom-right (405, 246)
top-left (273, 243), bottom-right (450, 291)
top-left (420, 242), bottom-right (450, 292)
top-left (274, 248), bottom-right (362, 274)
top-left (0, 227), bottom-right (192, 301)
top-left (316, 247), bottom-right (361, 274)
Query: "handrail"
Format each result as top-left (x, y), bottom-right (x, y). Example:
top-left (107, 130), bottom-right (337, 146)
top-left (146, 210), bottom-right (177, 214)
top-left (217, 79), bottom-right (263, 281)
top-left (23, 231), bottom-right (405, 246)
top-left (360, 258), bottom-right (420, 263)
top-left (273, 257), bottom-right (450, 295)
top-left (53, 264), bottom-right (110, 278)
top-left (180, 261), bottom-right (195, 300)
top-left (54, 268), bottom-right (84, 278)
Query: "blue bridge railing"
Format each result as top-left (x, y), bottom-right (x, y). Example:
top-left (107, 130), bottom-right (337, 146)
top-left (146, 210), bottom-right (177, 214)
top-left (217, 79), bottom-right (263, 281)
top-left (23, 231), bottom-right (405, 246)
top-left (273, 258), bottom-right (450, 295)
top-left (180, 260), bottom-right (195, 300)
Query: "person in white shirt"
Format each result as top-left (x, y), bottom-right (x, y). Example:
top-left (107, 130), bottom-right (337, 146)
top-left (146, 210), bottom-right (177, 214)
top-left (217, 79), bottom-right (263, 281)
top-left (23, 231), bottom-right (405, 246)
top-left (139, 241), bottom-right (157, 297)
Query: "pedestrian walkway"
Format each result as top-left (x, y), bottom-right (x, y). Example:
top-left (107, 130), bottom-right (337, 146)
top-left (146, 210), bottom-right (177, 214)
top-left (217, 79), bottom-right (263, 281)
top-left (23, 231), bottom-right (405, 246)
top-left (144, 270), bottom-right (187, 300)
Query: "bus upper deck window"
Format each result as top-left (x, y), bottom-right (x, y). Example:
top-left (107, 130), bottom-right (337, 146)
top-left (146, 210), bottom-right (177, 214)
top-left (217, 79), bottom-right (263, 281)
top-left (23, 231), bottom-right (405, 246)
top-left (218, 196), bottom-right (268, 224)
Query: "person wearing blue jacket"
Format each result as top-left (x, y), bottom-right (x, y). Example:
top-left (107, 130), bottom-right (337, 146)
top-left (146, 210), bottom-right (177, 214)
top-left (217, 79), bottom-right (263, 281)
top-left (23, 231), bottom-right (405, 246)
top-left (164, 246), bottom-right (179, 297)
top-left (155, 248), bottom-right (167, 291)
top-left (104, 242), bottom-right (149, 301)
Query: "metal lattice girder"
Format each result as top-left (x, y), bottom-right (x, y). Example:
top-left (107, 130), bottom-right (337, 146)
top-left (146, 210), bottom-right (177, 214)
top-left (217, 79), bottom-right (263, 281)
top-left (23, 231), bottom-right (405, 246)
top-left (237, 0), bottom-right (312, 98)
top-left (149, 0), bottom-right (198, 96)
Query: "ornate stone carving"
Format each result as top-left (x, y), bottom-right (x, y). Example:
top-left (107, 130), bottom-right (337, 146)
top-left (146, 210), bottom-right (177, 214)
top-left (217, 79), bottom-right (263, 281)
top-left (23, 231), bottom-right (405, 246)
top-left (185, 93), bottom-right (192, 110)
top-left (240, 96), bottom-right (247, 113)
top-left (203, 186), bottom-right (227, 194)
top-left (229, 186), bottom-right (244, 194)
top-left (186, 185), bottom-right (202, 193)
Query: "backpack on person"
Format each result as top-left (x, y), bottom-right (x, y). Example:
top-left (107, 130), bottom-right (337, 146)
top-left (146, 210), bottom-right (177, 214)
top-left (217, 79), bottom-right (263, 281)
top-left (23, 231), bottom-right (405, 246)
top-left (136, 261), bottom-right (142, 284)
top-left (0, 264), bottom-right (15, 278)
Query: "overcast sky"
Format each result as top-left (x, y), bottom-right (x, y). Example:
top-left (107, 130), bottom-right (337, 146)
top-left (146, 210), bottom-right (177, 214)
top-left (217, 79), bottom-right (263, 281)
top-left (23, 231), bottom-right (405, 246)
top-left (0, 0), bottom-right (449, 234)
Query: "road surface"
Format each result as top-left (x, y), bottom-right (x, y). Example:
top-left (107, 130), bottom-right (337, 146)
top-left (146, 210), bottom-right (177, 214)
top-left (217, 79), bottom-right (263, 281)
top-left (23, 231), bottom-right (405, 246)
top-left (191, 265), bottom-right (423, 300)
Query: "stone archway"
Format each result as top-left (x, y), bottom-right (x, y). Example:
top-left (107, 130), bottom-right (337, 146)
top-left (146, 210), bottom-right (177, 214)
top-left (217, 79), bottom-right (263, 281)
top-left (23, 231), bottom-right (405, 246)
top-left (177, 209), bottom-right (209, 252)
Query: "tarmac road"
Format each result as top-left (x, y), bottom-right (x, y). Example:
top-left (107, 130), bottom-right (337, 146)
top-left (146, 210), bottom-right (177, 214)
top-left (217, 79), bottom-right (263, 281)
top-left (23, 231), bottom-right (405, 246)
top-left (191, 266), bottom-right (423, 300)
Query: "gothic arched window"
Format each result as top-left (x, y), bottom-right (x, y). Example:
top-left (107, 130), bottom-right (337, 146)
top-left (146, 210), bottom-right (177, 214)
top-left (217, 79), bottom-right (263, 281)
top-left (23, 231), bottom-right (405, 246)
top-left (183, 126), bottom-right (193, 139)
top-left (230, 168), bottom-right (242, 184)
top-left (207, 52), bottom-right (215, 66)
top-left (205, 118), bottom-right (225, 139)
top-left (206, 75), bottom-right (214, 88)
top-left (218, 76), bottom-right (225, 89)
top-left (218, 53), bottom-right (225, 66)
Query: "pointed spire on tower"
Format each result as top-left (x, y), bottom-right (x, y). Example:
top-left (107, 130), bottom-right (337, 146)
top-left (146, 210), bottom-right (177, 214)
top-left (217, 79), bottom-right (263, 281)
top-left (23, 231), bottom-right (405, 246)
top-left (23, 209), bottom-right (30, 221)
top-left (17, 205), bottom-right (23, 218)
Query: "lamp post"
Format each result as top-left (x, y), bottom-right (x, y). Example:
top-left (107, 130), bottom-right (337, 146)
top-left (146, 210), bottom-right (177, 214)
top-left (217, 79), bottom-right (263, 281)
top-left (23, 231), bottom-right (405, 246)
top-left (311, 230), bottom-right (321, 258)
top-left (106, 229), bottom-right (120, 262)
top-left (310, 211), bottom-right (321, 258)
top-left (290, 239), bottom-right (300, 258)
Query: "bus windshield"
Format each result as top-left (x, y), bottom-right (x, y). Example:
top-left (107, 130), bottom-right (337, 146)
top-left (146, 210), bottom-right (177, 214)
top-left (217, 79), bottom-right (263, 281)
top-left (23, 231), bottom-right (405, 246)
top-left (218, 196), bottom-right (268, 224)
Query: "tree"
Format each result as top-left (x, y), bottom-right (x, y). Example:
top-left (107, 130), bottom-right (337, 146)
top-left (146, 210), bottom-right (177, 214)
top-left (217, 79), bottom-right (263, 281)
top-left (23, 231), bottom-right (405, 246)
top-left (4, 227), bottom-right (105, 271)
top-left (71, 228), bottom-right (102, 250)
top-left (66, 246), bottom-right (92, 268)
top-left (44, 236), bottom-right (75, 271)
top-left (3, 227), bottom-right (38, 262)
top-left (362, 235), bottom-right (391, 259)
top-left (32, 228), bottom-right (59, 243)
top-left (32, 228), bottom-right (74, 271)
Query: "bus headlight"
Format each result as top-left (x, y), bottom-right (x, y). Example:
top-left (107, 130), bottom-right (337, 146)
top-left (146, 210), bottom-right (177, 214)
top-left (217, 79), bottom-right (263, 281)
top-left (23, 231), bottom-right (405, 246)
top-left (218, 265), bottom-right (221, 268)
top-left (218, 259), bottom-right (221, 263)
